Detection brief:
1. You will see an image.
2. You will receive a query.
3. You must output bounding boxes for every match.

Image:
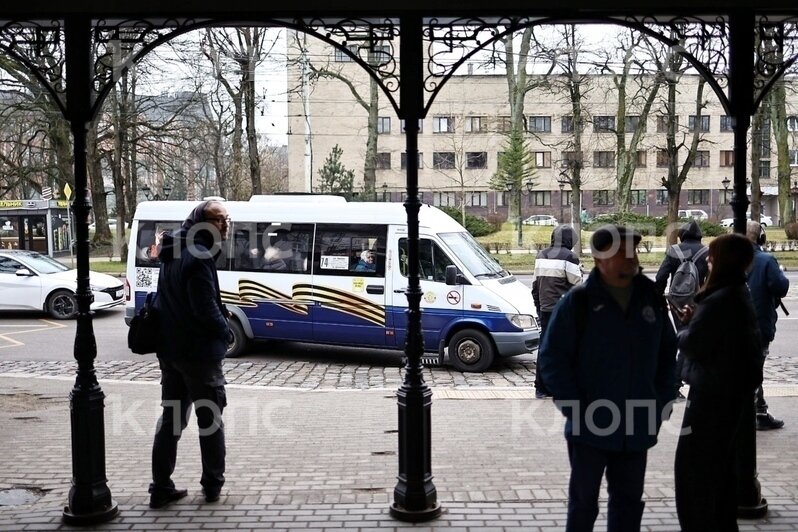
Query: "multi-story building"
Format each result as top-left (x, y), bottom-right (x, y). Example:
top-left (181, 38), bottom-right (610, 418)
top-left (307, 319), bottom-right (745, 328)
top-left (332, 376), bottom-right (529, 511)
top-left (287, 35), bottom-right (797, 224)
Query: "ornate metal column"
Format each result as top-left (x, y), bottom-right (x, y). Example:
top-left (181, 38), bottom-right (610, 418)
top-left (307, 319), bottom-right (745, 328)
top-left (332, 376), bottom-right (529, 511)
top-left (61, 16), bottom-right (118, 525)
top-left (390, 15), bottom-right (440, 522)
top-left (729, 12), bottom-right (754, 236)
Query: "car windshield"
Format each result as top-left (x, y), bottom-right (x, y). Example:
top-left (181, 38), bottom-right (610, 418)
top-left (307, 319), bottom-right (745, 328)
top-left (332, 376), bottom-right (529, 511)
top-left (439, 232), bottom-right (506, 279)
top-left (19, 252), bottom-right (70, 274)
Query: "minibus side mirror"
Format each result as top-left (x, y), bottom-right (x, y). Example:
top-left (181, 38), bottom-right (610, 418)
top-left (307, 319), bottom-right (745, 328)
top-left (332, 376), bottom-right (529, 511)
top-left (445, 265), bottom-right (460, 285)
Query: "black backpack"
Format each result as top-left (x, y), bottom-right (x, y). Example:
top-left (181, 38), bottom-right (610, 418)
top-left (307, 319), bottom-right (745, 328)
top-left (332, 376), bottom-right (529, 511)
top-left (127, 292), bottom-right (160, 355)
top-left (668, 245), bottom-right (708, 308)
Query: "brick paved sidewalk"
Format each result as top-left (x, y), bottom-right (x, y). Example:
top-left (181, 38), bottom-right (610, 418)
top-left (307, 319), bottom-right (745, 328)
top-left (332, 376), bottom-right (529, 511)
top-left (0, 375), bottom-right (797, 531)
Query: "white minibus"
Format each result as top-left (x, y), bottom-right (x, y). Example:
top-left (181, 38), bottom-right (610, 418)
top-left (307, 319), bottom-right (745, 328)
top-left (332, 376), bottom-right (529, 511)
top-left (125, 196), bottom-right (540, 371)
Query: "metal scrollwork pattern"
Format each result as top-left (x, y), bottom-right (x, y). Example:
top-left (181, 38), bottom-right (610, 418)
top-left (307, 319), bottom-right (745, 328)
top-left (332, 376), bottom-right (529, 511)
top-left (292, 17), bottom-right (400, 111)
top-left (0, 20), bottom-right (66, 114)
top-left (92, 18), bottom-right (204, 111)
top-left (755, 16), bottom-right (798, 109)
top-left (423, 17), bottom-right (543, 112)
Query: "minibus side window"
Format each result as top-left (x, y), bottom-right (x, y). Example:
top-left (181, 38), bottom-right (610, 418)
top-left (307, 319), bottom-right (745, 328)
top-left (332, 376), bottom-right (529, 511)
top-left (398, 238), bottom-right (454, 282)
top-left (231, 222), bottom-right (313, 274)
top-left (315, 224), bottom-right (387, 277)
top-left (134, 221), bottom-right (181, 268)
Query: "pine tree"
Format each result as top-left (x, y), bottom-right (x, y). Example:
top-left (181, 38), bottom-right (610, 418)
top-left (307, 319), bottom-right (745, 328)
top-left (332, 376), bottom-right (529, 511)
top-left (317, 144), bottom-right (354, 198)
top-left (490, 128), bottom-right (536, 222)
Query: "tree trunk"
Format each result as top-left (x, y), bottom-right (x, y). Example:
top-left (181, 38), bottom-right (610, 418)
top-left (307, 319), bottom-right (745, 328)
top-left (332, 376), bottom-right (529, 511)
top-left (750, 103), bottom-right (765, 222)
top-left (770, 77), bottom-right (792, 223)
top-left (363, 76), bottom-right (379, 199)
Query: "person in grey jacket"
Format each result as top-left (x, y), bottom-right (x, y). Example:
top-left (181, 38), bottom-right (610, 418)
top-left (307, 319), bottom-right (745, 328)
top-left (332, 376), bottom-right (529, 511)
top-left (532, 224), bottom-right (582, 398)
top-left (149, 200), bottom-right (232, 509)
top-left (745, 221), bottom-right (789, 430)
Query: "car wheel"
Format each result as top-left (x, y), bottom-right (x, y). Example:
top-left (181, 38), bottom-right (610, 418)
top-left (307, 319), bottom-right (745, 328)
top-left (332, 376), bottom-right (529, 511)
top-left (225, 318), bottom-right (248, 358)
top-left (46, 290), bottom-right (77, 320)
top-left (448, 329), bottom-right (495, 372)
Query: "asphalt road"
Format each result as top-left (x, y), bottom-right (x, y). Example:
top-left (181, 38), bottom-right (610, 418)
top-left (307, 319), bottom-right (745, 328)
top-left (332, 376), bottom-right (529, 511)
top-left (1, 272), bottom-right (797, 367)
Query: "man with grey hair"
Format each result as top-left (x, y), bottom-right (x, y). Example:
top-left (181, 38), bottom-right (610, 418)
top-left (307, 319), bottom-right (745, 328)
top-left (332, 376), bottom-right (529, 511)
top-left (745, 220), bottom-right (789, 430)
top-left (539, 224), bottom-right (676, 532)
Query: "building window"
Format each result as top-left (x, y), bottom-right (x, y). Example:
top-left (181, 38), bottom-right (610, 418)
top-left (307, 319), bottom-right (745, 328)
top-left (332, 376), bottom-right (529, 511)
top-left (687, 189), bottom-right (710, 205)
top-left (593, 190), bottom-right (614, 206)
top-left (694, 150), bottom-right (710, 167)
top-left (465, 116), bottom-right (487, 133)
top-left (497, 191), bottom-right (511, 207)
top-left (759, 162), bottom-right (771, 179)
top-left (400, 119), bottom-right (423, 133)
top-left (593, 116), bottom-right (615, 133)
top-left (657, 149), bottom-right (673, 168)
top-left (720, 150), bottom-right (734, 167)
top-left (656, 190), bottom-right (669, 205)
top-left (333, 44), bottom-right (359, 62)
top-left (593, 151), bottom-right (615, 168)
top-left (657, 115), bottom-right (677, 133)
top-left (787, 116), bottom-right (798, 132)
top-left (625, 115), bottom-right (644, 133)
top-left (790, 150), bottom-right (798, 167)
top-left (562, 190), bottom-right (572, 206)
top-left (377, 117), bottom-right (391, 134)
top-left (561, 151), bottom-right (582, 168)
top-left (533, 151), bottom-right (552, 168)
top-left (376, 152), bottom-right (391, 170)
top-left (466, 191), bottom-right (488, 206)
top-left (630, 190), bottom-right (647, 205)
top-left (634, 150), bottom-right (647, 168)
top-left (432, 116), bottom-right (455, 133)
top-left (720, 189), bottom-right (732, 205)
top-left (720, 115), bottom-right (733, 132)
top-left (401, 152), bottom-right (423, 170)
top-left (528, 116), bottom-right (551, 133)
top-left (432, 152), bottom-right (455, 169)
top-left (532, 191), bottom-right (551, 206)
top-left (496, 116), bottom-right (513, 133)
top-left (466, 152), bottom-right (487, 169)
top-left (688, 115), bottom-right (710, 132)
top-left (432, 192), bottom-right (456, 207)
top-left (561, 116), bottom-right (574, 133)
top-left (368, 44), bottom-right (391, 65)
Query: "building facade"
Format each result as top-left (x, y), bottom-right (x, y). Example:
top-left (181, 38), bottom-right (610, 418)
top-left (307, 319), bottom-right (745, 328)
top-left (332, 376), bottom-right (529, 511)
top-left (287, 34), bottom-right (798, 224)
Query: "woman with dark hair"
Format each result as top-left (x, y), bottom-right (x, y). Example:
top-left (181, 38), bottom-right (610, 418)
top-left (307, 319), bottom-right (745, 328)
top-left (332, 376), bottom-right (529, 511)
top-left (674, 233), bottom-right (764, 531)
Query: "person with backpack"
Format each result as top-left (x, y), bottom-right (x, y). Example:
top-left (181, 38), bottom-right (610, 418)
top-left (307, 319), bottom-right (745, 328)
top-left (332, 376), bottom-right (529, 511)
top-left (532, 224), bottom-right (582, 398)
top-left (655, 220), bottom-right (709, 398)
top-left (538, 225), bottom-right (677, 532)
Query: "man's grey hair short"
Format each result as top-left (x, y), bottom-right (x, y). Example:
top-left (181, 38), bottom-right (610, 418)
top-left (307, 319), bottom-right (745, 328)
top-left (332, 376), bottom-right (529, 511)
top-left (745, 220), bottom-right (763, 243)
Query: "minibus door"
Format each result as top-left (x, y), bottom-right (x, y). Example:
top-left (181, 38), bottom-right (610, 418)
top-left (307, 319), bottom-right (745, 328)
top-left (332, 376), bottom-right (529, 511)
top-left (389, 236), bottom-right (463, 352)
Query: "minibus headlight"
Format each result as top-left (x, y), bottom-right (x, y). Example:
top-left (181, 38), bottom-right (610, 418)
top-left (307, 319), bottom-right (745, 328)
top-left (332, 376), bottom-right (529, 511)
top-left (506, 314), bottom-right (535, 330)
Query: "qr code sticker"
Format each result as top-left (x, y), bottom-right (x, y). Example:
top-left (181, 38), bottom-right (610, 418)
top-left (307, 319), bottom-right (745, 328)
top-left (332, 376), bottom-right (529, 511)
top-left (136, 267), bottom-right (153, 288)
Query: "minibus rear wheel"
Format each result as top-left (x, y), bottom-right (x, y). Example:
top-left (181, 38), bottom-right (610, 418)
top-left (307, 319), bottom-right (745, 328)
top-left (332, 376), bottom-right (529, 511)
top-left (448, 329), bottom-right (494, 372)
top-left (225, 318), bottom-right (247, 358)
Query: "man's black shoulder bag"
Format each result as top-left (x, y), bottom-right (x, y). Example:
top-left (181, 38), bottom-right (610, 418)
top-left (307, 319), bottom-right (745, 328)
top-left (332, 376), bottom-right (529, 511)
top-left (128, 292), bottom-right (160, 355)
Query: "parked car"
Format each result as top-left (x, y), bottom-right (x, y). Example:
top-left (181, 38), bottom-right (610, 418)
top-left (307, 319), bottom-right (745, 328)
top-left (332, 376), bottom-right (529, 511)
top-left (0, 249), bottom-right (124, 319)
top-left (720, 214), bottom-right (773, 227)
top-left (89, 220), bottom-right (118, 231)
top-left (522, 214), bottom-right (558, 226)
top-left (678, 209), bottom-right (709, 221)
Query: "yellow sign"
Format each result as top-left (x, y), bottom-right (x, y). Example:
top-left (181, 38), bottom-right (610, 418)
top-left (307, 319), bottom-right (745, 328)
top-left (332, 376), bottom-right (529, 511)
top-left (0, 200), bottom-right (23, 208)
top-left (352, 278), bottom-right (365, 292)
top-left (63, 183), bottom-right (73, 200)
top-left (56, 200), bottom-right (69, 208)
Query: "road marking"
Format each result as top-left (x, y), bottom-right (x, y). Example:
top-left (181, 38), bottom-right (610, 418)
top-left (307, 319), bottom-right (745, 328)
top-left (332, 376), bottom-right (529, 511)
top-left (0, 320), bottom-right (68, 349)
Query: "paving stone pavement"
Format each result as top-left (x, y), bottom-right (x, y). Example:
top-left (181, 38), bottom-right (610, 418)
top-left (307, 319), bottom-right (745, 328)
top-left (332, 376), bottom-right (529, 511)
top-left (0, 372), bottom-right (797, 531)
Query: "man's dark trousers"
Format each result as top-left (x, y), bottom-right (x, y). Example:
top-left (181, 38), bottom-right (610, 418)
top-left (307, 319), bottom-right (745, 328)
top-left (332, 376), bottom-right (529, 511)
top-left (535, 311), bottom-right (552, 394)
top-left (566, 440), bottom-right (647, 532)
top-left (151, 357), bottom-right (227, 495)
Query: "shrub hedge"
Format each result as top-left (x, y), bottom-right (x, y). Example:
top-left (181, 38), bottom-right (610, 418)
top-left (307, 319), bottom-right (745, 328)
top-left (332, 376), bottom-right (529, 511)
top-left (439, 206), bottom-right (496, 237)
top-left (588, 212), bottom-right (726, 237)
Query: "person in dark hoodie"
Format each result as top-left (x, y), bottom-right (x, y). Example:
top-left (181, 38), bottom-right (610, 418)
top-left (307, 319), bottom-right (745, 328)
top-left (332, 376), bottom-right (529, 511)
top-left (532, 224), bottom-right (582, 398)
top-left (149, 200), bottom-right (231, 509)
top-left (655, 220), bottom-right (709, 398)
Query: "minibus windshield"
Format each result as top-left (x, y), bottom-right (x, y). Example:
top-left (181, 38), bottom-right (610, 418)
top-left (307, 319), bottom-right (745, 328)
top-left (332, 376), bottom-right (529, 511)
top-left (439, 232), bottom-right (506, 279)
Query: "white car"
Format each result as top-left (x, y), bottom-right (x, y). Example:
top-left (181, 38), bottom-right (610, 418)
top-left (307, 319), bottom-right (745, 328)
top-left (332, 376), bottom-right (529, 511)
top-left (720, 214), bottom-right (773, 227)
top-left (678, 209), bottom-right (708, 221)
top-left (522, 215), bottom-right (558, 226)
top-left (89, 220), bottom-right (118, 231)
top-left (0, 250), bottom-right (124, 319)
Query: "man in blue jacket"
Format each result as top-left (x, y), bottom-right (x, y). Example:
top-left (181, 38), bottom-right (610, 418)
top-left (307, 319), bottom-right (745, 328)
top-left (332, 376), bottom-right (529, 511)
top-left (539, 224), bottom-right (677, 532)
top-left (149, 200), bottom-right (232, 509)
top-left (746, 221), bottom-right (789, 431)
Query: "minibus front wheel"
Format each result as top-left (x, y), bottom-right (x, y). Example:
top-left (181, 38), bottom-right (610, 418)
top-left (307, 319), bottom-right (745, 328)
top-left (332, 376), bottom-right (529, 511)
top-left (225, 318), bottom-right (248, 358)
top-left (448, 329), bottom-right (495, 372)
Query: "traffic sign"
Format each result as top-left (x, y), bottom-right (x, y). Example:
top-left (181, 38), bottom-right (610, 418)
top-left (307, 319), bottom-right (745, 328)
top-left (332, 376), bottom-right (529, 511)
top-left (63, 183), bottom-right (72, 200)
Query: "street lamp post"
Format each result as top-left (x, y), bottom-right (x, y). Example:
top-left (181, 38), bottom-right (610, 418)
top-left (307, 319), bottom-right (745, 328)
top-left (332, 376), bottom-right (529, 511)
top-left (722, 176), bottom-right (731, 217)
top-left (558, 179), bottom-right (566, 223)
top-left (141, 184), bottom-right (172, 201)
top-left (790, 180), bottom-right (798, 224)
top-left (505, 180), bottom-right (535, 248)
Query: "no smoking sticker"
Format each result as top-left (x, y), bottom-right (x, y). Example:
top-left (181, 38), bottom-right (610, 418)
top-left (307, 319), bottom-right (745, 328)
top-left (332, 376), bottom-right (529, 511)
top-left (446, 291), bottom-right (461, 305)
